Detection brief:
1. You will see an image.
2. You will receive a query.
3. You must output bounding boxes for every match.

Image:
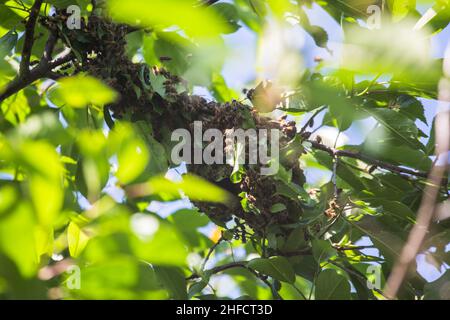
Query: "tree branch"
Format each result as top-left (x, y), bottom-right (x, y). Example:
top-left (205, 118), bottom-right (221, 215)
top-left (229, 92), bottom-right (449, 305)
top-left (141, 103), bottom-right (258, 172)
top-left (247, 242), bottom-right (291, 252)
top-left (19, 0), bottom-right (43, 78)
top-left (0, 52), bottom-right (74, 102)
top-left (200, 236), bottom-right (224, 271)
top-left (299, 106), bottom-right (326, 135)
top-left (42, 29), bottom-right (58, 64)
top-left (187, 261), bottom-right (284, 300)
top-left (307, 140), bottom-right (429, 179)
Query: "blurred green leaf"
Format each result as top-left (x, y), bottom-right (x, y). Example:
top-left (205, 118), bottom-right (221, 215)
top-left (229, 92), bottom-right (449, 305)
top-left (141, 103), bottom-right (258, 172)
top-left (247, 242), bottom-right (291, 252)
top-left (55, 75), bottom-right (118, 108)
top-left (108, 122), bottom-right (150, 185)
top-left (127, 174), bottom-right (233, 204)
top-left (0, 203), bottom-right (37, 277)
top-left (130, 216), bottom-right (188, 266)
top-left (108, 0), bottom-right (231, 37)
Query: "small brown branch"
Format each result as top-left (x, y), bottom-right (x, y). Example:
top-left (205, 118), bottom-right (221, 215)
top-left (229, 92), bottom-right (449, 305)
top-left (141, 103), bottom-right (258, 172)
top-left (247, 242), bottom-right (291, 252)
top-left (307, 140), bottom-right (429, 179)
top-left (19, 0), bottom-right (43, 78)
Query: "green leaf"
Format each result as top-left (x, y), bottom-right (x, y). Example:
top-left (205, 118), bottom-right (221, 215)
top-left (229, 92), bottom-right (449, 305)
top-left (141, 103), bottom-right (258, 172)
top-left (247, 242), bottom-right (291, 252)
top-left (128, 174), bottom-right (233, 204)
top-left (149, 68), bottom-right (166, 98)
top-left (188, 278), bottom-right (209, 298)
top-left (153, 266), bottom-right (187, 300)
top-left (107, 0), bottom-right (232, 37)
top-left (67, 222), bottom-right (89, 258)
top-left (210, 73), bottom-right (238, 102)
top-left (315, 269), bottom-right (352, 300)
top-left (170, 209), bottom-right (210, 248)
top-left (150, 32), bottom-right (193, 75)
top-left (348, 216), bottom-right (403, 259)
top-left (210, 3), bottom-right (241, 34)
top-left (5, 140), bottom-right (65, 227)
top-left (282, 227), bottom-right (307, 253)
top-left (0, 7), bottom-right (23, 30)
top-left (270, 203), bottom-right (287, 213)
top-left (390, 0), bottom-right (416, 21)
top-left (55, 75), bottom-right (118, 108)
top-left (364, 108), bottom-right (423, 150)
top-left (72, 258), bottom-right (164, 299)
top-left (396, 95), bottom-right (427, 124)
top-left (248, 256), bottom-right (296, 283)
top-left (0, 202), bottom-right (37, 277)
top-left (108, 123), bottom-right (150, 184)
top-left (312, 239), bottom-right (337, 263)
top-left (130, 217), bottom-right (187, 266)
top-left (362, 143), bottom-right (431, 171)
top-left (0, 29), bottom-right (18, 59)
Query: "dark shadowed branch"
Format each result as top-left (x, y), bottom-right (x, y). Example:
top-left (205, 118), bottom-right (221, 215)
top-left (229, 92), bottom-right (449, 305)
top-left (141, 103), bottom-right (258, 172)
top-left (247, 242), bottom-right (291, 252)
top-left (19, 0), bottom-right (44, 78)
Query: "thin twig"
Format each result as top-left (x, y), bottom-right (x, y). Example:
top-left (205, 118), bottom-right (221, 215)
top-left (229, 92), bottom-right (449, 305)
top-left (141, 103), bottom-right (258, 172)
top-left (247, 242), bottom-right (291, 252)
top-left (334, 245), bottom-right (376, 251)
top-left (245, 268), bottom-right (283, 300)
top-left (201, 236), bottom-right (224, 271)
top-left (299, 106), bottom-right (326, 134)
top-left (186, 261), bottom-right (247, 281)
top-left (307, 140), bottom-right (429, 179)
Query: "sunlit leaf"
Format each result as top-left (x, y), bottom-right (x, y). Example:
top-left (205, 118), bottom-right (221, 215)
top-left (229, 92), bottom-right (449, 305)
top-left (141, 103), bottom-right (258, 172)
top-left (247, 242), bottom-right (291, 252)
top-left (107, 0), bottom-right (231, 37)
top-left (55, 75), bottom-right (118, 108)
top-left (67, 222), bottom-right (90, 258)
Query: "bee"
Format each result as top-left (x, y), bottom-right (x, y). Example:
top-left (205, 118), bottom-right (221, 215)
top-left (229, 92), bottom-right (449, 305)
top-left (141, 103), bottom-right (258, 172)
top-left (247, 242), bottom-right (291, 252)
top-left (315, 135), bottom-right (322, 144)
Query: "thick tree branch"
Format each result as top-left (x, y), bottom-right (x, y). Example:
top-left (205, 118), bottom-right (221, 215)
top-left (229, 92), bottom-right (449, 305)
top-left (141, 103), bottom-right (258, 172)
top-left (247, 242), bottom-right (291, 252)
top-left (19, 0), bottom-right (43, 78)
top-left (0, 52), bottom-right (73, 102)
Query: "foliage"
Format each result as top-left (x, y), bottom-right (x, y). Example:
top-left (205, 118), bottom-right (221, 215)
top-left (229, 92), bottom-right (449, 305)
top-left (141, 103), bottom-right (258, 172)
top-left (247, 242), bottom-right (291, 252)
top-left (0, 0), bottom-right (449, 300)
